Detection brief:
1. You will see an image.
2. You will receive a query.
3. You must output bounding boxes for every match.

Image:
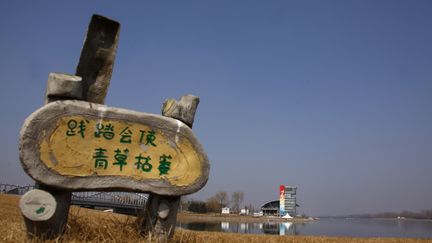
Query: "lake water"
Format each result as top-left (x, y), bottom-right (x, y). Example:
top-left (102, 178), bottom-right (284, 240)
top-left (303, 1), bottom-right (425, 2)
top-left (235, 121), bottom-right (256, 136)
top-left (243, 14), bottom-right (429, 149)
top-left (177, 218), bottom-right (432, 238)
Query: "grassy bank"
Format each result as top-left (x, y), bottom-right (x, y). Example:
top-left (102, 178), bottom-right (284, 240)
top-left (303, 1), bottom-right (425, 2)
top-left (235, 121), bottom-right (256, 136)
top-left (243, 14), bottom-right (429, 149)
top-left (1, 194), bottom-right (431, 242)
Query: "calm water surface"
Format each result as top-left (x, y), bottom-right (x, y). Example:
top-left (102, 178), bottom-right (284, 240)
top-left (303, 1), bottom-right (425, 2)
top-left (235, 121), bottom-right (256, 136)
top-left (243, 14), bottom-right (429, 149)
top-left (177, 218), bottom-right (432, 238)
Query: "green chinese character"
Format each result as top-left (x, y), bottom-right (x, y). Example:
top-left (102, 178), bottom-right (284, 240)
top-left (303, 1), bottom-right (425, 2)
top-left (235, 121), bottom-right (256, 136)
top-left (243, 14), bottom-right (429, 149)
top-left (78, 120), bottom-right (89, 138)
top-left (134, 154), bottom-right (152, 172)
top-left (158, 154), bottom-right (172, 175)
top-left (93, 148), bottom-right (108, 169)
top-left (113, 148), bottom-right (128, 171)
top-left (95, 123), bottom-right (115, 140)
top-left (120, 127), bottom-right (132, 144)
top-left (67, 119), bottom-right (88, 138)
top-left (66, 119), bottom-right (77, 136)
top-left (35, 206), bottom-right (45, 214)
top-left (139, 130), bottom-right (157, 147)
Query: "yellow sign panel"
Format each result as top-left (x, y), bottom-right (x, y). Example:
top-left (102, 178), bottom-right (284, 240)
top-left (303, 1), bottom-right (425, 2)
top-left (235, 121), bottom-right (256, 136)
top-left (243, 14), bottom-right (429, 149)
top-left (39, 115), bottom-right (202, 187)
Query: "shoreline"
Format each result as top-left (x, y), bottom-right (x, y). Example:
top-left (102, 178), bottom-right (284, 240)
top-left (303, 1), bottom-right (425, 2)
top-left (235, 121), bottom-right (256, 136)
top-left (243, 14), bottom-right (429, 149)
top-left (178, 212), bottom-right (432, 224)
top-left (177, 212), bottom-right (315, 223)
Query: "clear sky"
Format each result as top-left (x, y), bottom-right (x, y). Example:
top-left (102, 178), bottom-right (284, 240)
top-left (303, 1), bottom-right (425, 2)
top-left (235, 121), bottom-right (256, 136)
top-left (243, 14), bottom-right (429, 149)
top-left (1, 1), bottom-right (431, 216)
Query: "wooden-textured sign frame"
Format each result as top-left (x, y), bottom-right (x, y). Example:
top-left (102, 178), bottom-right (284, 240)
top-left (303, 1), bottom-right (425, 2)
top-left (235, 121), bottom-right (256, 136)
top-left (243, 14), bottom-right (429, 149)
top-left (19, 100), bottom-right (209, 195)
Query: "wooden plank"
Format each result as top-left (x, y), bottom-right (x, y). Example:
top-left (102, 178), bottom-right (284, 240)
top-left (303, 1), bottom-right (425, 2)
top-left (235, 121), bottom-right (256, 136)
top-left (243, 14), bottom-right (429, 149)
top-left (76, 14), bottom-right (120, 104)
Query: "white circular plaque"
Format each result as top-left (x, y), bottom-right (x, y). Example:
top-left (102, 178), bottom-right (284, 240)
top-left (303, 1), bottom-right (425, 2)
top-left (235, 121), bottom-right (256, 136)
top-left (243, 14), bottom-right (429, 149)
top-left (157, 200), bottom-right (170, 219)
top-left (19, 189), bottom-right (57, 221)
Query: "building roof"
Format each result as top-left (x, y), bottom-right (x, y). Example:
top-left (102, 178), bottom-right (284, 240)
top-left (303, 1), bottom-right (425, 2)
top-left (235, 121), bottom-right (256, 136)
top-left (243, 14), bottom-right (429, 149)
top-left (261, 200), bottom-right (279, 210)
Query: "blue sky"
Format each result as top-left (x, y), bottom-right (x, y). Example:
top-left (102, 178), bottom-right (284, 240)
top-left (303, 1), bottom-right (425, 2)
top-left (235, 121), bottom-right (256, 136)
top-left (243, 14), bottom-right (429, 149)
top-left (1, 1), bottom-right (431, 216)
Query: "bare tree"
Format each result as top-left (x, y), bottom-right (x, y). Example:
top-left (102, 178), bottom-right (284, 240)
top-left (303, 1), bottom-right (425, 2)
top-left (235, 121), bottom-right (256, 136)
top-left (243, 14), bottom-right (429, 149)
top-left (248, 203), bottom-right (254, 214)
top-left (231, 191), bottom-right (244, 213)
top-left (206, 196), bottom-right (220, 213)
top-left (214, 191), bottom-right (229, 214)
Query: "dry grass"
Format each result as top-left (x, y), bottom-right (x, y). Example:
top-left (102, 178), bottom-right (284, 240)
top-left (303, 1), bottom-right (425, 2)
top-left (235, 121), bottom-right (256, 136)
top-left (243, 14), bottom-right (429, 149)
top-left (1, 194), bottom-right (431, 243)
top-left (0, 194), bottom-right (150, 243)
top-left (172, 231), bottom-right (431, 243)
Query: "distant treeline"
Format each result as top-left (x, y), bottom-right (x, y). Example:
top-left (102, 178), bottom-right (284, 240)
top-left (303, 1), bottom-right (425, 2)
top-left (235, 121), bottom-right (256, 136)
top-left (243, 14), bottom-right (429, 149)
top-left (340, 209), bottom-right (432, 219)
top-left (181, 191), bottom-right (254, 214)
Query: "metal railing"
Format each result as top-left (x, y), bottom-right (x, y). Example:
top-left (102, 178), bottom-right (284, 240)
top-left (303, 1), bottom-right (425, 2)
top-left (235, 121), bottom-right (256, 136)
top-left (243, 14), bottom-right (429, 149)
top-left (1, 183), bottom-right (147, 210)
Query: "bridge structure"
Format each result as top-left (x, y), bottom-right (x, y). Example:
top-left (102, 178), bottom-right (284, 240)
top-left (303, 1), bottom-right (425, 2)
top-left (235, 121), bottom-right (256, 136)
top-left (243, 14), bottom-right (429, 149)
top-left (0, 183), bottom-right (148, 215)
top-left (71, 191), bottom-right (148, 215)
top-left (0, 183), bottom-right (34, 195)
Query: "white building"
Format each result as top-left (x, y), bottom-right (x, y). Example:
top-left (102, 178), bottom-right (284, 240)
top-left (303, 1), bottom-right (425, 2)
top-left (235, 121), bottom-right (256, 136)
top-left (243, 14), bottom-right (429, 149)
top-left (240, 208), bottom-right (249, 215)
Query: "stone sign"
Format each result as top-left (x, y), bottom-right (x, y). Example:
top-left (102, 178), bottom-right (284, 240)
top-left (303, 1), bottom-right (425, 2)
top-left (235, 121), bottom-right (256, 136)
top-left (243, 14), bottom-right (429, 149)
top-left (19, 15), bottom-right (206, 241)
top-left (20, 100), bottom-right (209, 195)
